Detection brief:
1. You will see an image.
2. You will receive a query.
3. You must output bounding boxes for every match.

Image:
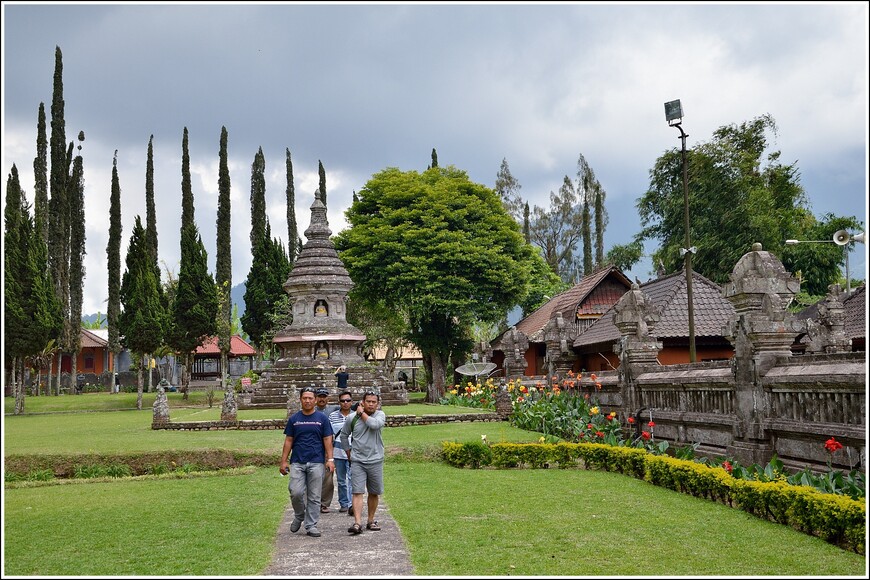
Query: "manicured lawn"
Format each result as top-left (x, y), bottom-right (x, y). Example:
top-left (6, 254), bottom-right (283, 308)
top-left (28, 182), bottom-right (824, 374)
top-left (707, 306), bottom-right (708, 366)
top-left (4, 404), bottom-right (866, 576)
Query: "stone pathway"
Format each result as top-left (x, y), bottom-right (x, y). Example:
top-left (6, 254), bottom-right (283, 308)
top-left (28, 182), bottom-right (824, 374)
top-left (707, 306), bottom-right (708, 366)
top-left (261, 489), bottom-right (414, 576)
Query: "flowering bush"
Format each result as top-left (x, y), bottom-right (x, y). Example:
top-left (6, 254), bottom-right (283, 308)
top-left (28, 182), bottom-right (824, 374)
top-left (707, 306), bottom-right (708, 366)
top-left (439, 377), bottom-right (498, 409)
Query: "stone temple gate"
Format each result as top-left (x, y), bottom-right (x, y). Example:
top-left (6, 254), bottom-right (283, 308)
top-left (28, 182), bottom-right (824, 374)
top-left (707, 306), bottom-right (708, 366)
top-left (239, 191), bottom-right (407, 412)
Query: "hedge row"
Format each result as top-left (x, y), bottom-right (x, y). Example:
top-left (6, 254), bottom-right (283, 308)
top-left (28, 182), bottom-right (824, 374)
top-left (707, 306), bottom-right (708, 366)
top-left (4, 450), bottom-right (277, 479)
top-left (441, 441), bottom-right (865, 554)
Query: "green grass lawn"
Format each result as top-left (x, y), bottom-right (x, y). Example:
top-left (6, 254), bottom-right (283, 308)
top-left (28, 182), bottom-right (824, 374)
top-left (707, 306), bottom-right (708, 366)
top-left (4, 402), bottom-right (866, 576)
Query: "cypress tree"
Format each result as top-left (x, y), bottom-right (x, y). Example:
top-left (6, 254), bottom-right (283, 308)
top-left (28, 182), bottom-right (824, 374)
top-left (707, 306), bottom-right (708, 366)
top-left (120, 216), bottom-right (165, 409)
top-left (33, 102), bottom-right (48, 245)
top-left (4, 166), bottom-right (29, 384)
top-left (318, 160), bottom-right (326, 206)
top-left (181, 127), bottom-right (194, 228)
top-left (106, 151), bottom-right (123, 387)
top-left (68, 131), bottom-right (86, 392)
top-left (48, 46), bottom-right (71, 394)
top-left (523, 202), bottom-right (530, 244)
top-left (168, 222), bottom-right (217, 396)
top-left (594, 180), bottom-right (608, 267)
top-left (242, 221), bottom-right (291, 351)
top-left (285, 148), bottom-right (298, 263)
top-left (216, 126), bottom-right (232, 390)
top-left (431, 148), bottom-right (438, 169)
top-left (145, 134), bottom-right (159, 273)
top-left (250, 146), bottom-right (266, 249)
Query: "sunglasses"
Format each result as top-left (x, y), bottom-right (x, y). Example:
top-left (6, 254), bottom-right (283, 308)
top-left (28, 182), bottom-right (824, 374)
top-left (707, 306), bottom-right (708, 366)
top-left (364, 390), bottom-right (379, 397)
top-left (339, 399), bottom-right (352, 403)
top-left (301, 387), bottom-right (315, 394)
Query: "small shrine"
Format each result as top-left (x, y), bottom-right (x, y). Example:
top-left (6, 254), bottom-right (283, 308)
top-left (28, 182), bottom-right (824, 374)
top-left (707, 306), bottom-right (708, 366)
top-left (240, 190), bottom-right (407, 411)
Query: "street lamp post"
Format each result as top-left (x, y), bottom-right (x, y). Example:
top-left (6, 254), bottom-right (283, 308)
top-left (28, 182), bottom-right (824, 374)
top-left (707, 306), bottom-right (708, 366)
top-left (665, 99), bottom-right (696, 363)
top-left (785, 231), bottom-right (865, 295)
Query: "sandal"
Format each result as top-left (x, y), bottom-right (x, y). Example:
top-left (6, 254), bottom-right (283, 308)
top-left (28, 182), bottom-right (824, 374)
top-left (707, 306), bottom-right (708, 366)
top-left (348, 523), bottom-right (363, 535)
top-left (366, 521), bottom-right (381, 531)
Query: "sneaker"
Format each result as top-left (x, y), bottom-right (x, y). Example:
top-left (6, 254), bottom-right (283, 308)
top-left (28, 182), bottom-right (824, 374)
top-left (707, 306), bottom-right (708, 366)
top-left (306, 527), bottom-right (321, 537)
top-left (290, 518), bottom-right (303, 533)
top-left (320, 506), bottom-right (330, 514)
top-left (348, 506), bottom-right (354, 516)
top-left (339, 507), bottom-right (348, 513)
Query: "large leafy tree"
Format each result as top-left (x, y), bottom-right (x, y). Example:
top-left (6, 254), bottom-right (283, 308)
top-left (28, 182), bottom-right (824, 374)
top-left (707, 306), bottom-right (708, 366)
top-left (120, 217), bottom-right (165, 409)
top-left (106, 151), bottom-right (123, 387)
top-left (241, 221), bottom-right (291, 351)
top-left (335, 166), bottom-right (533, 402)
top-left (285, 148), bottom-right (299, 263)
top-left (215, 126), bottom-right (232, 390)
top-left (637, 114), bottom-right (861, 294)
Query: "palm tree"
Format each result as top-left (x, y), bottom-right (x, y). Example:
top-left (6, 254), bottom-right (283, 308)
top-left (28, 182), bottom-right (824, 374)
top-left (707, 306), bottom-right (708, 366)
top-left (27, 338), bottom-right (59, 397)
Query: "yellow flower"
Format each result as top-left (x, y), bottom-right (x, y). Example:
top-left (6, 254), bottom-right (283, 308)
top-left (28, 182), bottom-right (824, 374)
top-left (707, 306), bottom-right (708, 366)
top-left (590, 406), bottom-right (600, 415)
top-left (538, 436), bottom-right (545, 443)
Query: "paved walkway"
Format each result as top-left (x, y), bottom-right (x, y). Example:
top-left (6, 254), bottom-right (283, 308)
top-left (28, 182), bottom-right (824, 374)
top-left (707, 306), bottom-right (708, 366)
top-left (261, 487), bottom-right (414, 576)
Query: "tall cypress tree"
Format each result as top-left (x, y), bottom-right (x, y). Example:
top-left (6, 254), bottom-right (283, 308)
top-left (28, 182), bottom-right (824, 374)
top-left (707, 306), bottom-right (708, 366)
top-left (33, 102), bottom-right (49, 245)
top-left (181, 127), bottom-right (194, 228)
top-left (169, 222), bottom-right (217, 396)
top-left (145, 134), bottom-right (159, 276)
top-left (318, 160), bottom-right (326, 206)
top-left (285, 148), bottom-right (298, 263)
top-left (5, 165), bottom-right (29, 407)
top-left (68, 131), bottom-right (86, 392)
top-left (106, 151), bottom-right (123, 388)
top-left (242, 221), bottom-right (291, 351)
top-left (216, 126), bottom-right (232, 390)
top-left (48, 46), bottom-right (71, 394)
top-left (120, 216), bottom-right (165, 409)
top-left (594, 181), bottom-right (608, 267)
top-left (250, 146), bottom-right (266, 249)
top-left (431, 148), bottom-right (438, 169)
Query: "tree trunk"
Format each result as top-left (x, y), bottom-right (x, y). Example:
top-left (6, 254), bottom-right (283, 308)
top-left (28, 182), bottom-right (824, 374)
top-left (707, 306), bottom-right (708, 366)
top-left (71, 349), bottom-right (78, 395)
top-left (112, 352), bottom-right (118, 394)
top-left (182, 353), bottom-right (190, 400)
top-left (220, 350), bottom-right (228, 391)
top-left (147, 354), bottom-right (153, 393)
top-left (15, 357), bottom-right (25, 415)
top-left (136, 353), bottom-right (144, 410)
top-left (425, 352), bottom-right (447, 403)
top-left (54, 352), bottom-right (61, 396)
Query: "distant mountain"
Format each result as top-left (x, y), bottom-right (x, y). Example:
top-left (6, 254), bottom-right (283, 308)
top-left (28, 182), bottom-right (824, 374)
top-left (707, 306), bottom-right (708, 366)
top-left (81, 312), bottom-right (107, 328)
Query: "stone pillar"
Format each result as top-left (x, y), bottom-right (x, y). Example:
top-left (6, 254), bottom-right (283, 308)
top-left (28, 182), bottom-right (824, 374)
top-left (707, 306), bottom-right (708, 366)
top-left (612, 284), bottom-right (662, 415)
top-left (495, 387), bottom-right (513, 419)
top-left (543, 311), bottom-right (578, 381)
top-left (220, 388), bottom-right (238, 422)
top-left (152, 386), bottom-right (170, 425)
top-left (502, 326), bottom-right (529, 380)
top-left (722, 242), bottom-right (801, 465)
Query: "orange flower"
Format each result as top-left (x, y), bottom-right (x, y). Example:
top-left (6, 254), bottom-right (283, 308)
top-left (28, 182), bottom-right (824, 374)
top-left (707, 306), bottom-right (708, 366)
top-left (590, 373), bottom-right (598, 381)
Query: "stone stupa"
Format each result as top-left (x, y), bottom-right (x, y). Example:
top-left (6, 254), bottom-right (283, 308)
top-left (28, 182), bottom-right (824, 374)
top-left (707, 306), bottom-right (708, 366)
top-left (240, 190), bottom-right (407, 412)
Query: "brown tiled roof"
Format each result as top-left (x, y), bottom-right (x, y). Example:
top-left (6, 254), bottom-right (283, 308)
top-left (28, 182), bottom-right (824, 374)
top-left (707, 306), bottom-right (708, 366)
top-left (195, 335), bottom-right (257, 356)
top-left (493, 266), bottom-right (631, 346)
top-left (574, 270), bottom-right (736, 348)
top-left (843, 285), bottom-right (866, 340)
top-left (796, 285), bottom-right (866, 341)
top-left (80, 328), bottom-right (108, 348)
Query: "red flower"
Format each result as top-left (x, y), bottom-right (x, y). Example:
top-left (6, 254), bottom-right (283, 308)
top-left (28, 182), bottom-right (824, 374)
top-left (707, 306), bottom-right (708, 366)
top-left (587, 423), bottom-right (594, 430)
top-left (722, 461), bottom-right (733, 473)
top-left (595, 431), bottom-right (605, 438)
top-left (627, 416), bottom-right (635, 424)
top-left (641, 431), bottom-right (651, 440)
top-left (824, 437), bottom-right (843, 453)
top-left (648, 421), bottom-right (656, 428)
top-left (606, 415), bottom-right (613, 421)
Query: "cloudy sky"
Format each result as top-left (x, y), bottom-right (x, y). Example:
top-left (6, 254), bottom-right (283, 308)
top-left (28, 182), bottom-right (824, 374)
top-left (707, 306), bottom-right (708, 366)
top-left (2, 2), bottom-right (867, 317)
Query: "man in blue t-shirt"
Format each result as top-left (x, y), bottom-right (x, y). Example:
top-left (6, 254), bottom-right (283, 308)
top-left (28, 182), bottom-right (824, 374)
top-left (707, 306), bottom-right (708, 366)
top-left (280, 386), bottom-right (335, 538)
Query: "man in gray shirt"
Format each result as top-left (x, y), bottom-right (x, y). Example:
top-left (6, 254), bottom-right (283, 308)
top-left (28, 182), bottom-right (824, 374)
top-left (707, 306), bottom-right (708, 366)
top-left (342, 390), bottom-right (386, 534)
